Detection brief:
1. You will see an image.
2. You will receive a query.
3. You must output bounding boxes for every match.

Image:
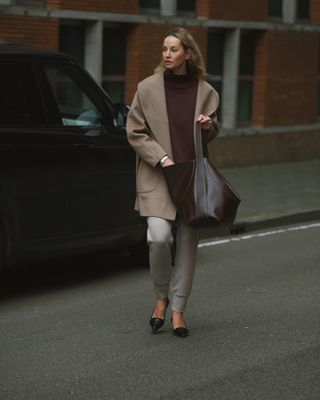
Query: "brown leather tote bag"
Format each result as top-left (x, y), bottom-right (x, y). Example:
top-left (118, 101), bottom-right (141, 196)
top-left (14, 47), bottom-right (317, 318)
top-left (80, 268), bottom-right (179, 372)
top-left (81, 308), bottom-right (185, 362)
top-left (163, 121), bottom-right (241, 229)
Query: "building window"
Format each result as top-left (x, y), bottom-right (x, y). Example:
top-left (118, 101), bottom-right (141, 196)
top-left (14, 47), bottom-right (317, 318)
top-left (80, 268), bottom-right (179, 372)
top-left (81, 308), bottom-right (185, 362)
top-left (268, 0), bottom-right (283, 19)
top-left (102, 26), bottom-right (126, 103)
top-left (206, 31), bottom-right (224, 122)
top-left (237, 33), bottom-right (255, 125)
top-left (177, 0), bottom-right (195, 16)
top-left (59, 23), bottom-right (85, 65)
top-left (140, 0), bottom-right (160, 14)
top-left (15, 0), bottom-right (45, 5)
top-left (297, 0), bottom-right (310, 21)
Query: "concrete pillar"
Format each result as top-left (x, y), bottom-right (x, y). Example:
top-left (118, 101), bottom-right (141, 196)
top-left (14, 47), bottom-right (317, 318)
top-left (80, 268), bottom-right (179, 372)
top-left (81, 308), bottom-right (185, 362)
top-left (160, 0), bottom-right (177, 17)
top-left (221, 28), bottom-right (241, 129)
top-left (283, 0), bottom-right (297, 23)
top-left (84, 20), bottom-right (103, 85)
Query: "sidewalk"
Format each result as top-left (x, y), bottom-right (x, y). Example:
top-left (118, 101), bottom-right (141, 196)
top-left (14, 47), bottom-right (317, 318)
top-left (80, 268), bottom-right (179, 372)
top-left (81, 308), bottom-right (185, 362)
top-left (202, 159), bottom-right (320, 237)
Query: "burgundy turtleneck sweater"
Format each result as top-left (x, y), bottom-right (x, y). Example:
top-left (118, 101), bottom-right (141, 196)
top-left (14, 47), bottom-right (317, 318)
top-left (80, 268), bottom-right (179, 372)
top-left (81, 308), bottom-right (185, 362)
top-left (164, 71), bottom-right (198, 163)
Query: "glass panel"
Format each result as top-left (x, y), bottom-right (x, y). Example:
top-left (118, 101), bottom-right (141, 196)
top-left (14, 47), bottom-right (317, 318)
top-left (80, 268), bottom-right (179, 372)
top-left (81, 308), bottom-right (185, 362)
top-left (102, 81), bottom-right (124, 104)
top-left (102, 26), bottom-right (126, 104)
top-left (177, 0), bottom-right (195, 12)
top-left (207, 31), bottom-right (224, 76)
top-left (239, 34), bottom-right (256, 76)
top-left (0, 63), bottom-right (46, 126)
top-left (297, 0), bottom-right (310, 20)
top-left (59, 24), bottom-right (85, 65)
top-left (139, 0), bottom-right (160, 8)
top-left (44, 66), bottom-right (103, 126)
top-left (103, 27), bottom-right (126, 75)
top-left (268, 0), bottom-right (283, 18)
top-left (237, 80), bottom-right (253, 123)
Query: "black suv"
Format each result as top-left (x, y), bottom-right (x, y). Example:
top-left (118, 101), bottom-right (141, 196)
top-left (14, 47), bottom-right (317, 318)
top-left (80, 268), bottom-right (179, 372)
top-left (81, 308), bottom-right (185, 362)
top-left (0, 44), bottom-right (145, 270)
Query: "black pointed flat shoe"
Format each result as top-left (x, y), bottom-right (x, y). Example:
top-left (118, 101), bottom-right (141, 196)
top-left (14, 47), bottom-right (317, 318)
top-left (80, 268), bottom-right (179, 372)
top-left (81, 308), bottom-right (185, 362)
top-left (173, 326), bottom-right (188, 338)
top-left (149, 298), bottom-right (170, 334)
top-left (171, 318), bottom-right (189, 338)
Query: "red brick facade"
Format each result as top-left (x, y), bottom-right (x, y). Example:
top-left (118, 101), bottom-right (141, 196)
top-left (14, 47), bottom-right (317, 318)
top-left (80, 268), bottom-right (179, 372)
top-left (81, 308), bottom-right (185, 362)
top-left (0, 0), bottom-right (319, 145)
top-left (253, 30), bottom-right (319, 126)
top-left (197, 0), bottom-right (267, 21)
top-left (310, 0), bottom-right (320, 24)
top-left (0, 14), bottom-right (58, 50)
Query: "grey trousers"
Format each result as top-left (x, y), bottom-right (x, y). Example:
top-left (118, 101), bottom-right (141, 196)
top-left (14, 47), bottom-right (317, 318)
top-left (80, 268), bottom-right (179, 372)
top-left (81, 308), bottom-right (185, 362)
top-left (147, 216), bottom-right (199, 312)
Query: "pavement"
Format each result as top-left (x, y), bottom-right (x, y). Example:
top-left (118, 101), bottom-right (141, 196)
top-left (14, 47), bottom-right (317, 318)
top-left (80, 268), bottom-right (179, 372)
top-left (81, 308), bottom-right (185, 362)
top-left (1, 217), bottom-right (319, 400)
top-left (201, 159), bottom-right (320, 238)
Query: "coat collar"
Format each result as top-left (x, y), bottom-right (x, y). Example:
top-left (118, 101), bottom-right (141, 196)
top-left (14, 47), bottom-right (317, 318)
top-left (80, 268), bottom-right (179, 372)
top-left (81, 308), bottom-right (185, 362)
top-left (147, 73), bottom-right (218, 124)
top-left (194, 79), bottom-right (219, 122)
top-left (139, 73), bottom-right (173, 158)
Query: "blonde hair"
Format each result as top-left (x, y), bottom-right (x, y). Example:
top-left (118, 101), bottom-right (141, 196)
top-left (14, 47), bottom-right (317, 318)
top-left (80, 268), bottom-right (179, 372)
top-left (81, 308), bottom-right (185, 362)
top-left (154, 27), bottom-right (206, 80)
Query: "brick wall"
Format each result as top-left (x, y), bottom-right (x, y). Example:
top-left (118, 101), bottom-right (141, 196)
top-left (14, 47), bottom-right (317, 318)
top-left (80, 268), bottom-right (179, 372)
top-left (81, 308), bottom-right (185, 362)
top-left (126, 24), bottom-right (168, 103)
top-left (197, 0), bottom-right (267, 21)
top-left (46, 0), bottom-right (139, 13)
top-left (47, 0), bottom-right (61, 7)
top-left (310, 0), bottom-right (320, 24)
top-left (0, 14), bottom-right (58, 50)
top-left (253, 30), bottom-right (319, 126)
top-left (125, 24), bottom-right (208, 104)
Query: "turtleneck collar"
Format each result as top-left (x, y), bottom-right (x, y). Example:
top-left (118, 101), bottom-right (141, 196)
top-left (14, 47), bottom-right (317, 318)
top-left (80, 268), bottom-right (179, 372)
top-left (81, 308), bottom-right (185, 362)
top-left (164, 69), bottom-right (197, 89)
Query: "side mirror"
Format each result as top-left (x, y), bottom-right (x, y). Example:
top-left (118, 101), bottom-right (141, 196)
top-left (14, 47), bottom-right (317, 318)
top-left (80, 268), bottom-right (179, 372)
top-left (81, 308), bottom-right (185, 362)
top-left (114, 103), bottom-right (129, 128)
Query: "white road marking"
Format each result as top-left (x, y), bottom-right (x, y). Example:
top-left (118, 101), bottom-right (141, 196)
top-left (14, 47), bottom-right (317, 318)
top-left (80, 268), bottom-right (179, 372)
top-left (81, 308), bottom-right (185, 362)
top-left (198, 222), bottom-right (320, 248)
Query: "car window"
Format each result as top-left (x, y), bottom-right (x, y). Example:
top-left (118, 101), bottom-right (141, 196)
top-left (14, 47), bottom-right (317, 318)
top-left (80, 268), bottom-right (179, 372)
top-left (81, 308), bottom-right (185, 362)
top-left (44, 65), bottom-right (104, 127)
top-left (0, 62), bottom-right (47, 126)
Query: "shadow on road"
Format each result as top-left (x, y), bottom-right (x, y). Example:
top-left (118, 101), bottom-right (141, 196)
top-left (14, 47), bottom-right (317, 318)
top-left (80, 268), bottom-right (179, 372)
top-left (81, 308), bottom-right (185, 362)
top-left (0, 250), bottom-right (146, 302)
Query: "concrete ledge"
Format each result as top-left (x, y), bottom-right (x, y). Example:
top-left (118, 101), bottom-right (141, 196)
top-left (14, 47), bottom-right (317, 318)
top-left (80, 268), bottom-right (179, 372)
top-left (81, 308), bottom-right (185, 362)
top-left (4, 6), bottom-right (320, 32)
top-left (233, 210), bottom-right (320, 233)
top-left (200, 210), bottom-right (320, 240)
top-left (219, 123), bottom-right (320, 138)
top-left (209, 129), bottom-right (320, 168)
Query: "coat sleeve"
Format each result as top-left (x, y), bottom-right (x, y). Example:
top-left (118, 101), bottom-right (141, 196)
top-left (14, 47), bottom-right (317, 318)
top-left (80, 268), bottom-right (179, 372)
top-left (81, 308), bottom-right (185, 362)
top-left (206, 111), bottom-right (219, 143)
top-left (202, 86), bottom-right (220, 144)
top-left (126, 89), bottom-right (167, 167)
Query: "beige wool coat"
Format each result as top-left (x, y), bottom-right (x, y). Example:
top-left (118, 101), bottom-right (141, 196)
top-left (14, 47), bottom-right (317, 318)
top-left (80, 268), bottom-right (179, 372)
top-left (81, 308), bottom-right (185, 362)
top-left (126, 72), bottom-right (219, 221)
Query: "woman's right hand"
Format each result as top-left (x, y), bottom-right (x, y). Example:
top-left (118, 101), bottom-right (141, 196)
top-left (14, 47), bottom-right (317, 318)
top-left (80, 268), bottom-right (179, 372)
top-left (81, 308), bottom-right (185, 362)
top-left (162, 158), bottom-right (175, 167)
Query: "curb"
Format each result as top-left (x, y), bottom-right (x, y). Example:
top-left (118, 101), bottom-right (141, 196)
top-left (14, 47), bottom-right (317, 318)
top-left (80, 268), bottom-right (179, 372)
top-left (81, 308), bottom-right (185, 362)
top-left (199, 210), bottom-right (320, 240)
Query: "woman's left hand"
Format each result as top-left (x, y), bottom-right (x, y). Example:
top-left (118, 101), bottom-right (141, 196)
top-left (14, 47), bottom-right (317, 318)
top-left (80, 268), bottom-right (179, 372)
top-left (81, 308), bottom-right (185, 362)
top-left (197, 114), bottom-right (213, 130)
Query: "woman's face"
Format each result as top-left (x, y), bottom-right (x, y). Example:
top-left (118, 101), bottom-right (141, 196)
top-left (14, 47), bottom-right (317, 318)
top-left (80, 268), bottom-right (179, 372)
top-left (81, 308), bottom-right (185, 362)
top-left (162, 35), bottom-right (190, 75)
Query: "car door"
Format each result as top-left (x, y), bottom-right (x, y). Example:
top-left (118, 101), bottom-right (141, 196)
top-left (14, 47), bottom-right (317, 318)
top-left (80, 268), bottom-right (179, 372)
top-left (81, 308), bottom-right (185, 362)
top-left (0, 60), bottom-right (72, 247)
top-left (40, 59), bottom-right (139, 242)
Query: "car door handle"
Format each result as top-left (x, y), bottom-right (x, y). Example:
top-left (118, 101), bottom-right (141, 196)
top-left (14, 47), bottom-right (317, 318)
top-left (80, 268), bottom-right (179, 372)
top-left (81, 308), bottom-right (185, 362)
top-left (74, 143), bottom-right (95, 150)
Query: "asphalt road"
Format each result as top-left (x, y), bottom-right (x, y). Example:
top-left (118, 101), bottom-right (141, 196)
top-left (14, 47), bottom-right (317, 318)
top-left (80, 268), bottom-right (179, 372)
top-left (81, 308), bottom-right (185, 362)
top-left (0, 222), bottom-right (319, 400)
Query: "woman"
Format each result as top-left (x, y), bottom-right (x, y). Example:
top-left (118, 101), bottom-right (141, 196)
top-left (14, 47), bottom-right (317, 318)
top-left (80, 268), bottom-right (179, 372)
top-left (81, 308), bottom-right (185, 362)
top-left (126, 27), bottom-right (219, 338)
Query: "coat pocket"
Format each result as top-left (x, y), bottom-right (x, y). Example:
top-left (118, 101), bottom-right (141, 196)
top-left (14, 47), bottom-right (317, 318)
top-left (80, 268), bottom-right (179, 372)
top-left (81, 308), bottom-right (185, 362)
top-left (136, 159), bottom-right (160, 193)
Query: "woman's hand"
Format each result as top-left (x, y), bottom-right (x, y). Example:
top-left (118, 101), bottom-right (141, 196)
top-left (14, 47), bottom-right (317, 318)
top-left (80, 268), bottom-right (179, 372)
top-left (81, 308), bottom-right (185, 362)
top-left (197, 114), bottom-right (213, 130)
top-left (161, 158), bottom-right (175, 167)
